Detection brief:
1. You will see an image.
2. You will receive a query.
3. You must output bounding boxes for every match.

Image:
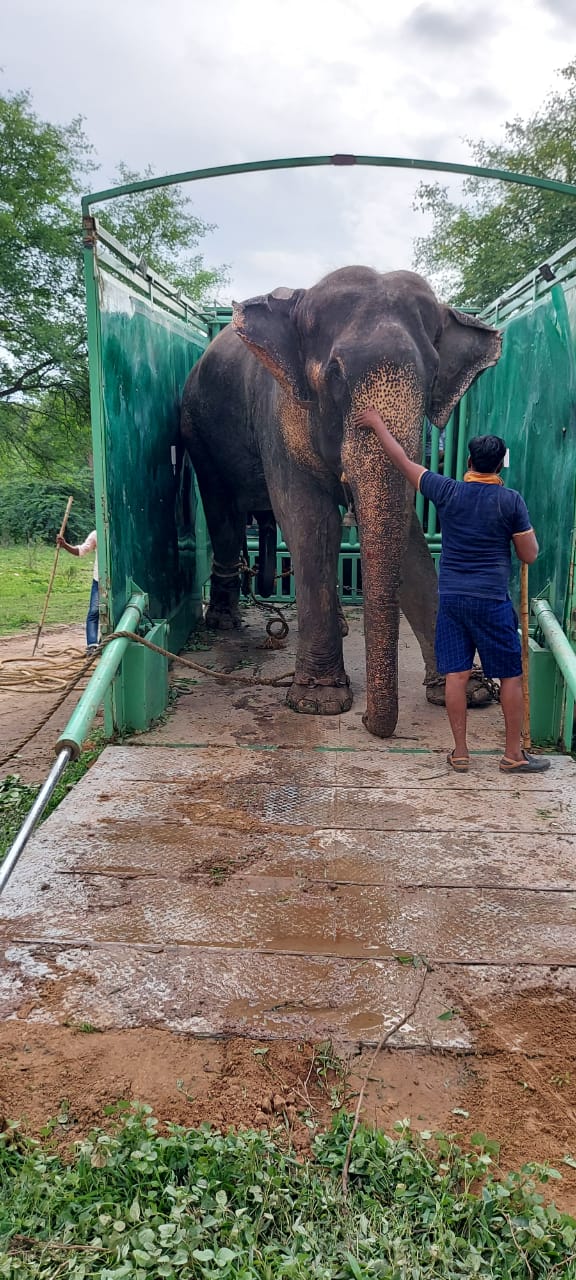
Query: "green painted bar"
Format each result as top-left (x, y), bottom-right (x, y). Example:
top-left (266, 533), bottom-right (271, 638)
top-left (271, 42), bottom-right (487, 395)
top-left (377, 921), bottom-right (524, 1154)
top-left (427, 428), bottom-right (441, 537)
top-left (415, 417), bottom-right (427, 524)
top-left (443, 412), bottom-right (455, 479)
top-left (56, 591), bottom-right (148, 760)
top-left (81, 154), bottom-right (576, 214)
top-left (563, 691), bottom-right (575, 753)
top-left (532, 599), bottom-right (576, 701)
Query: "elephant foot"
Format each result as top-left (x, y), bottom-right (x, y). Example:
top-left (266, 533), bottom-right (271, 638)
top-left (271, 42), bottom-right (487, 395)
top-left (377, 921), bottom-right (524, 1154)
top-left (205, 605), bottom-right (242, 631)
top-left (425, 672), bottom-right (496, 708)
top-left (362, 708), bottom-right (398, 738)
top-left (286, 678), bottom-right (353, 716)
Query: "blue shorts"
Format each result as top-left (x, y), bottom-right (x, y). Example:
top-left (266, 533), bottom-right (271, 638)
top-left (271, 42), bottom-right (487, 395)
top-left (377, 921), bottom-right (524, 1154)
top-left (435, 594), bottom-right (522, 678)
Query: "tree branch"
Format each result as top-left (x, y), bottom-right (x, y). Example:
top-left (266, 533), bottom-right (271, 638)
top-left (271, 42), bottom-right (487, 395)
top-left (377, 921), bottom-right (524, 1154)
top-left (0, 357), bottom-right (59, 400)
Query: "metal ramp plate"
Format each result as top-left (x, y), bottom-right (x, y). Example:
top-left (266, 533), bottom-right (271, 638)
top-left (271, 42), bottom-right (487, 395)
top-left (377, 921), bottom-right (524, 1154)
top-left (2, 616), bottom-right (576, 1049)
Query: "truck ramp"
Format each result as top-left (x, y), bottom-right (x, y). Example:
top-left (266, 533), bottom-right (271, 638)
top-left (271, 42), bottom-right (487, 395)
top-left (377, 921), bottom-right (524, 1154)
top-left (1, 610), bottom-right (575, 1051)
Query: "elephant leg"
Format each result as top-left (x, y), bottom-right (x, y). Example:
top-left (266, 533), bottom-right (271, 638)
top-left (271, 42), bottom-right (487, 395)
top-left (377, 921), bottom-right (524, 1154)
top-left (191, 461), bottom-right (244, 630)
top-left (401, 505), bottom-right (493, 708)
top-left (271, 483), bottom-right (352, 716)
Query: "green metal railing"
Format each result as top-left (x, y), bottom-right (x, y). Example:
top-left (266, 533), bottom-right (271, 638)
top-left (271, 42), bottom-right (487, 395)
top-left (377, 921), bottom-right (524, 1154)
top-left (81, 154), bottom-right (576, 214)
top-left (0, 591), bottom-right (148, 897)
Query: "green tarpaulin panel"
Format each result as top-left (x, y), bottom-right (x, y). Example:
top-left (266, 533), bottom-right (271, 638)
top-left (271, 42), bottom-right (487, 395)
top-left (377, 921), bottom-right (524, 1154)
top-left (468, 280), bottom-right (576, 623)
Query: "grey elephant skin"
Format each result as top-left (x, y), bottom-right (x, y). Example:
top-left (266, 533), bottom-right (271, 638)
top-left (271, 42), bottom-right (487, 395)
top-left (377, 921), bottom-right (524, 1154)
top-left (180, 267), bottom-right (501, 738)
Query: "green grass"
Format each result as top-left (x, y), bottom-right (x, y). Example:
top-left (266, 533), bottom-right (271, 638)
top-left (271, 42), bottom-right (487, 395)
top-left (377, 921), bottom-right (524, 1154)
top-left (1, 1107), bottom-right (575, 1278)
top-left (0, 543), bottom-right (94, 636)
top-left (0, 735), bottom-right (105, 865)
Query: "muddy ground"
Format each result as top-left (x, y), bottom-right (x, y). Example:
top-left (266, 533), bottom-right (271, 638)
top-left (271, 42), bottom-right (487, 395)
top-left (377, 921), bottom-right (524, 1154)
top-left (0, 623), bottom-right (97, 780)
top-left (2, 995), bottom-right (576, 1209)
top-left (2, 623), bottom-right (576, 1212)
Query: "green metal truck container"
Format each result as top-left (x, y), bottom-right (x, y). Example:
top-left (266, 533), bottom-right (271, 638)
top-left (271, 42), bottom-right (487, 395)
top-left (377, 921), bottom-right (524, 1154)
top-left (81, 156), bottom-right (576, 751)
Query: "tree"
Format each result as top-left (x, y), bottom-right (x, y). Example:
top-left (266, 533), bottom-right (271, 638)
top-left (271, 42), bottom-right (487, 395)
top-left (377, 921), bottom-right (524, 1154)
top-left (99, 164), bottom-right (228, 302)
top-left (413, 60), bottom-right (576, 308)
top-left (0, 90), bottom-right (95, 452)
top-left (0, 91), bottom-right (228, 471)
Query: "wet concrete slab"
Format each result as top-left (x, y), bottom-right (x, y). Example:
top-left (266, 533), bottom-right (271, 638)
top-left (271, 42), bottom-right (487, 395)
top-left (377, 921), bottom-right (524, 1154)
top-left (35, 776), bottom-right (574, 836)
top-left (4, 869), bottom-right (576, 963)
top-left (1, 609), bottom-right (575, 1045)
top-left (10, 822), bottom-right (576, 890)
top-left (74, 743), bottom-right (576, 791)
top-left (144, 609), bottom-right (503, 753)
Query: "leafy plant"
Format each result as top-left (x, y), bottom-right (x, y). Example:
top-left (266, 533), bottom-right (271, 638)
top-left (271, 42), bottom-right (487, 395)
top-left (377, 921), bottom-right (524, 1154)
top-left (0, 474), bottom-right (95, 544)
top-left (0, 733), bottom-right (105, 864)
top-left (1, 1107), bottom-right (575, 1277)
top-left (0, 89), bottom-right (227, 472)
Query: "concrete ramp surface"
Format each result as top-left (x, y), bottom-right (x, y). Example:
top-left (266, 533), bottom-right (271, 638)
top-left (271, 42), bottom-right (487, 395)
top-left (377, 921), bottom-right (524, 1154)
top-left (2, 611), bottom-right (575, 1052)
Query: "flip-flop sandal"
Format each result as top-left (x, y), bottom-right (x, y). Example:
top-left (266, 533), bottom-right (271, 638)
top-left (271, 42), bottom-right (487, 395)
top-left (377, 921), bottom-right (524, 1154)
top-left (447, 752), bottom-right (470, 773)
top-left (499, 752), bottom-right (551, 774)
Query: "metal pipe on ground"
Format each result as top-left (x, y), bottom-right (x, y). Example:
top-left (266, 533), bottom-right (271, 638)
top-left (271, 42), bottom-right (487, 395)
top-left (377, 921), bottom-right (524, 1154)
top-left (0, 749), bottom-right (71, 895)
top-left (532, 597), bottom-right (576, 700)
top-left (0, 590), bottom-right (148, 897)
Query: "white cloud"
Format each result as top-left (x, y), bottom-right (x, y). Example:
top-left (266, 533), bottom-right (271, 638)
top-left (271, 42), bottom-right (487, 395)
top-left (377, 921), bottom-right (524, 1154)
top-left (1, 0), bottom-right (573, 299)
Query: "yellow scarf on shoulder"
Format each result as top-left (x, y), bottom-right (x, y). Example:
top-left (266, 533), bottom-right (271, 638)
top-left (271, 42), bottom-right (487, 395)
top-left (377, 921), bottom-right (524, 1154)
top-left (463, 471), bottom-right (503, 485)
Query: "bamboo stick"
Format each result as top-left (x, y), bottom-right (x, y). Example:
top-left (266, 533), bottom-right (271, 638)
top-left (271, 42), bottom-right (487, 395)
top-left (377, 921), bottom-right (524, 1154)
top-left (520, 561), bottom-right (531, 749)
top-left (31, 497), bottom-right (73, 656)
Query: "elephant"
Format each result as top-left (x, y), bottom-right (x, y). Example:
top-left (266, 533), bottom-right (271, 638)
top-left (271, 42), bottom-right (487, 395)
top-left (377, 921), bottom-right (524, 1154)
top-left (180, 267), bottom-right (501, 738)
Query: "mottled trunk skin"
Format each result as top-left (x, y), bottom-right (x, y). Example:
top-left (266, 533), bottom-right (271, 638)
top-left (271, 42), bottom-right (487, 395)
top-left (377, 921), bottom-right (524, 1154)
top-left (342, 370), bottom-right (424, 738)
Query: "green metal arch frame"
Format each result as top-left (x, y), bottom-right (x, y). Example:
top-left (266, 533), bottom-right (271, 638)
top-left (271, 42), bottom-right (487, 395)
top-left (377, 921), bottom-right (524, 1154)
top-left (81, 153), bottom-right (576, 214)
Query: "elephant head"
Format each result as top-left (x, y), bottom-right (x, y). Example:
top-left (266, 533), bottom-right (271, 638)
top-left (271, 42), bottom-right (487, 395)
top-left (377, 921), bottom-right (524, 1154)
top-left (233, 267), bottom-right (501, 737)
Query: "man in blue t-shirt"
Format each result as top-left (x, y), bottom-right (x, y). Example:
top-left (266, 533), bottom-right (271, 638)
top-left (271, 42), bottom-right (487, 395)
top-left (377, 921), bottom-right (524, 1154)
top-left (355, 409), bottom-right (550, 776)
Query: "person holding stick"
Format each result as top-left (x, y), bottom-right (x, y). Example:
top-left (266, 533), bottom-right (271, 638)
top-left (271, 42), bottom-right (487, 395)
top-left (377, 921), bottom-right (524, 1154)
top-left (354, 411), bottom-right (550, 775)
top-left (56, 529), bottom-right (99, 654)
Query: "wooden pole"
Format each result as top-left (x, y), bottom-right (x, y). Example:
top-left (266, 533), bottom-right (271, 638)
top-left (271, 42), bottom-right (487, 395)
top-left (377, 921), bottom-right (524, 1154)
top-left (520, 561), bottom-right (531, 750)
top-left (31, 496), bottom-right (73, 656)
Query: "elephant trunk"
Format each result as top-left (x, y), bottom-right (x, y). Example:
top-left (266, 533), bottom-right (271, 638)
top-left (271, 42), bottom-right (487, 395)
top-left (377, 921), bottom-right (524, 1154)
top-left (341, 373), bottom-right (424, 738)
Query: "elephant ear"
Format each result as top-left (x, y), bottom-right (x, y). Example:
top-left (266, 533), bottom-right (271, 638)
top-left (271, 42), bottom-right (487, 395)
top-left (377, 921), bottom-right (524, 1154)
top-left (232, 287), bottom-right (311, 404)
top-left (428, 308), bottom-right (502, 429)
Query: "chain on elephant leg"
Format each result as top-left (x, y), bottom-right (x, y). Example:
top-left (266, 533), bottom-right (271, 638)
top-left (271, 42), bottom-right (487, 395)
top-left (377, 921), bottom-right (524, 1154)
top-left (205, 561), bottom-right (242, 630)
top-left (424, 667), bottom-right (497, 708)
top-left (286, 671), bottom-right (353, 716)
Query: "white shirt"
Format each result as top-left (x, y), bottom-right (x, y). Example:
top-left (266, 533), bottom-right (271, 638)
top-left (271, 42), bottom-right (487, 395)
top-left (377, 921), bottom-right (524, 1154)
top-left (77, 531), bottom-right (98, 582)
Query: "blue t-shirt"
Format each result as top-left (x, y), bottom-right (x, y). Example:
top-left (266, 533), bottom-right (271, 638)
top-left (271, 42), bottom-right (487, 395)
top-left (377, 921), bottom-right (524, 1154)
top-left (419, 471), bottom-right (533, 600)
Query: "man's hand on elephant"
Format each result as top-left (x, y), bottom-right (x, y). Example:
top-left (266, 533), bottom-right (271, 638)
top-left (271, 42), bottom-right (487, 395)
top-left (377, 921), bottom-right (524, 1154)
top-left (354, 408), bottom-right (386, 433)
top-left (353, 407), bottom-right (426, 491)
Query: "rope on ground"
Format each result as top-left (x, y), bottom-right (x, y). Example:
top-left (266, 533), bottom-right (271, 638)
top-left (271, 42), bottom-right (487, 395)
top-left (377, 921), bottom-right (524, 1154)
top-left (0, 649), bottom-right (101, 770)
top-left (341, 960), bottom-right (430, 1197)
top-left (0, 630), bottom-right (295, 771)
top-left (0, 649), bottom-right (89, 694)
top-left (110, 630), bottom-right (294, 686)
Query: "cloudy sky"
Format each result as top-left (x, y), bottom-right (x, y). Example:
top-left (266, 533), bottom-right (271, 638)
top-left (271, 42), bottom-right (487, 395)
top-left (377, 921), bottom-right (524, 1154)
top-left (2, 0), bottom-right (575, 300)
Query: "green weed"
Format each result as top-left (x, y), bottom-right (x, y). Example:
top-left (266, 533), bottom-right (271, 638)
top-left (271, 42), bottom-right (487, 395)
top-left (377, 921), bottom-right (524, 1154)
top-left (0, 733), bottom-right (105, 865)
top-left (1, 1106), bottom-right (575, 1277)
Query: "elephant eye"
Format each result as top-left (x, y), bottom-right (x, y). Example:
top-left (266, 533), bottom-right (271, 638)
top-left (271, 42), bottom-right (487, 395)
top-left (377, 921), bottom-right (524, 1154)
top-left (325, 358), bottom-right (350, 412)
top-left (326, 357), bottom-right (346, 384)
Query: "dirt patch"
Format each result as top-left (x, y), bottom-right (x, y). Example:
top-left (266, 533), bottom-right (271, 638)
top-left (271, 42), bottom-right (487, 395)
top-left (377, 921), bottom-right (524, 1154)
top-left (351, 986), bottom-right (576, 1212)
top-left (0, 624), bottom-right (97, 782)
top-left (3, 994), bottom-right (576, 1209)
top-left (0, 1025), bottom-right (337, 1157)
